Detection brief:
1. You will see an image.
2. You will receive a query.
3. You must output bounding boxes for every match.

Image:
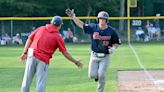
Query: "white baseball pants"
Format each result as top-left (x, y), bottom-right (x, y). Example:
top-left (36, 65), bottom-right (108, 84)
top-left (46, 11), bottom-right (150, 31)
top-left (21, 56), bottom-right (48, 92)
top-left (88, 52), bottom-right (111, 92)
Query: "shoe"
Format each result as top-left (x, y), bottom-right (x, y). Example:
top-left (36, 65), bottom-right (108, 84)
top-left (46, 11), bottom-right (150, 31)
top-left (94, 78), bottom-right (98, 82)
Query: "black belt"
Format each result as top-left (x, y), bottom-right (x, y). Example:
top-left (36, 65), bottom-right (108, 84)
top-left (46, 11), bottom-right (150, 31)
top-left (92, 52), bottom-right (107, 58)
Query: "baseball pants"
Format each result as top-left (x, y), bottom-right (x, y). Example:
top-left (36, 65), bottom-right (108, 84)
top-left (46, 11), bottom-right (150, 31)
top-left (21, 56), bottom-right (48, 92)
top-left (88, 52), bottom-right (111, 92)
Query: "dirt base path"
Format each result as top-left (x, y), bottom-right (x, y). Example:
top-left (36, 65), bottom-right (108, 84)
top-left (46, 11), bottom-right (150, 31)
top-left (118, 70), bottom-right (164, 92)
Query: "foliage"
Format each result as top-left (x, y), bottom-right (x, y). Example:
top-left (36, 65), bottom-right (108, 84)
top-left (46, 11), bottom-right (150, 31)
top-left (0, 0), bottom-right (120, 17)
top-left (0, 0), bottom-right (48, 16)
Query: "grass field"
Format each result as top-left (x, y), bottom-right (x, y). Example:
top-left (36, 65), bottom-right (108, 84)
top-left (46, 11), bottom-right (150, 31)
top-left (0, 43), bottom-right (164, 92)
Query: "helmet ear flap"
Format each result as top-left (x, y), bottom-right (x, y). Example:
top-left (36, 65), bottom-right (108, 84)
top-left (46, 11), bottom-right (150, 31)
top-left (106, 19), bottom-right (109, 24)
top-left (97, 18), bottom-right (109, 24)
top-left (97, 18), bottom-right (99, 23)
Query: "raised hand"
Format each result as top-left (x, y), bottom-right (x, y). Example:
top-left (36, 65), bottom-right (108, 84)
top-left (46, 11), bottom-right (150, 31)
top-left (65, 8), bottom-right (75, 17)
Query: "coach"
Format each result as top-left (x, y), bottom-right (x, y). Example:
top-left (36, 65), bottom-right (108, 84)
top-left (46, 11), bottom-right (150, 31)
top-left (20, 16), bottom-right (83, 92)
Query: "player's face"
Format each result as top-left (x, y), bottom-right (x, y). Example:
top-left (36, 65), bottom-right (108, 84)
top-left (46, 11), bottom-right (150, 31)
top-left (98, 18), bottom-right (107, 25)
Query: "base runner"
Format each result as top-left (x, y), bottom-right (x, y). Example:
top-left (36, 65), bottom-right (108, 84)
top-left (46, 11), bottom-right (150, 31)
top-left (66, 9), bottom-right (121, 92)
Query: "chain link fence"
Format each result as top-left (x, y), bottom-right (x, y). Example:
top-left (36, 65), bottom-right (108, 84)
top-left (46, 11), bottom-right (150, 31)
top-left (0, 17), bottom-right (164, 45)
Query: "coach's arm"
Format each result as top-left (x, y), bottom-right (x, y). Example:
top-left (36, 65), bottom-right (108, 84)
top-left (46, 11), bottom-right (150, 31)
top-left (20, 39), bottom-right (32, 63)
top-left (62, 51), bottom-right (83, 68)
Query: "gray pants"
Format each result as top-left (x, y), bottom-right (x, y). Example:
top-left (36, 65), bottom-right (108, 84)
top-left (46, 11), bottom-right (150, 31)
top-left (88, 52), bottom-right (111, 92)
top-left (21, 56), bottom-right (48, 92)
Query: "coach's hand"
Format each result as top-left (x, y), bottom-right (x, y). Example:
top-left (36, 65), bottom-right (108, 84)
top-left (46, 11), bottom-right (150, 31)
top-left (74, 60), bottom-right (83, 68)
top-left (65, 8), bottom-right (75, 18)
top-left (20, 53), bottom-right (27, 63)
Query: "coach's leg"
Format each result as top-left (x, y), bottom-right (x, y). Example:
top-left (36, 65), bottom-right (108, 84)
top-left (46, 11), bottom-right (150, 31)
top-left (88, 52), bottom-right (99, 79)
top-left (36, 59), bottom-right (48, 92)
top-left (21, 56), bottom-right (36, 92)
top-left (97, 55), bottom-right (110, 92)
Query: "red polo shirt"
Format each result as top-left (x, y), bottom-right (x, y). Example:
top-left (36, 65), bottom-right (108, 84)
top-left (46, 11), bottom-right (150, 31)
top-left (29, 24), bottom-right (67, 64)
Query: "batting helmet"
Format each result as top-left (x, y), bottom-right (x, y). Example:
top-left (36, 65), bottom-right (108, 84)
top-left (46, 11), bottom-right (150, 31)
top-left (51, 16), bottom-right (63, 26)
top-left (97, 11), bottom-right (109, 19)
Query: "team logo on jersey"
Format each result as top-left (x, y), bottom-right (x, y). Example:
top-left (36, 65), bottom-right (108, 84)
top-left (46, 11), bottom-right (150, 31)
top-left (93, 32), bottom-right (111, 40)
top-left (102, 41), bottom-right (109, 46)
top-left (93, 32), bottom-right (100, 39)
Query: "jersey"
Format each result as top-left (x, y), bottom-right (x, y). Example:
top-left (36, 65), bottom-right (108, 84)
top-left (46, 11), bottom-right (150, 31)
top-left (83, 24), bottom-right (120, 54)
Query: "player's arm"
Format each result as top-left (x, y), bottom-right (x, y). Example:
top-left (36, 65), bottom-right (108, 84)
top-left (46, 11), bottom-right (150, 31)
top-left (72, 16), bottom-right (84, 29)
top-left (62, 51), bottom-right (83, 68)
top-left (113, 43), bottom-right (119, 48)
top-left (65, 9), bottom-right (84, 29)
top-left (108, 30), bottom-right (121, 54)
top-left (108, 43), bottom-right (119, 54)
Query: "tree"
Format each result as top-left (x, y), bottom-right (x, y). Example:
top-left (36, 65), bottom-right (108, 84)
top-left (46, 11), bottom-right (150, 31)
top-left (0, 0), bottom-right (48, 16)
top-left (0, 0), bottom-right (120, 17)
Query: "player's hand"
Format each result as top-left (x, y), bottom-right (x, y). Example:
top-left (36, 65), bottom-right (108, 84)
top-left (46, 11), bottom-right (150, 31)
top-left (65, 8), bottom-right (75, 17)
top-left (108, 46), bottom-right (116, 54)
top-left (74, 60), bottom-right (83, 68)
top-left (20, 53), bottom-right (27, 64)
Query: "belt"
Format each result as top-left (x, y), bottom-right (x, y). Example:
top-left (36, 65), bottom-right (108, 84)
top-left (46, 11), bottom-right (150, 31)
top-left (92, 52), bottom-right (107, 58)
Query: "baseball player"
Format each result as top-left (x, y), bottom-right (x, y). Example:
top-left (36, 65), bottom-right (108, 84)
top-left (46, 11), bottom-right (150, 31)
top-left (65, 9), bottom-right (120, 92)
top-left (20, 16), bottom-right (83, 92)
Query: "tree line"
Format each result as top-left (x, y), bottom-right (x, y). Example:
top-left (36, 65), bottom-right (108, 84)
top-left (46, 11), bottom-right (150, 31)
top-left (0, 0), bottom-right (120, 17)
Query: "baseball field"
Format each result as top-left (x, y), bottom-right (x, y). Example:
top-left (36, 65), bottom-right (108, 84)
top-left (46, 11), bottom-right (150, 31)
top-left (0, 42), bottom-right (164, 92)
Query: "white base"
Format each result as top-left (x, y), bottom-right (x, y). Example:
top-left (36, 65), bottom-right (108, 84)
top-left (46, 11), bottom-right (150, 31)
top-left (154, 80), bottom-right (164, 85)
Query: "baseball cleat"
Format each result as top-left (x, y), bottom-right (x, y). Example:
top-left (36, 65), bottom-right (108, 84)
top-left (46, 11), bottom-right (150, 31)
top-left (95, 78), bottom-right (98, 82)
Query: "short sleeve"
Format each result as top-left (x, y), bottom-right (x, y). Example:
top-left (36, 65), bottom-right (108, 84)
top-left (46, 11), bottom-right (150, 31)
top-left (56, 35), bottom-right (67, 52)
top-left (83, 24), bottom-right (95, 34)
top-left (112, 31), bottom-right (121, 45)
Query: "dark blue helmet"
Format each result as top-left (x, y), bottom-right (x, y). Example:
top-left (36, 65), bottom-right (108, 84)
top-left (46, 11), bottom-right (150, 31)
top-left (97, 11), bottom-right (109, 19)
top-left (51, 16), bottom-right (63, 26)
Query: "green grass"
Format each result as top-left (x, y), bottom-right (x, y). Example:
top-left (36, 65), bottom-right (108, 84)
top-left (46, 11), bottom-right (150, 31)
top-left (0, 43), bottom-right (164, 92)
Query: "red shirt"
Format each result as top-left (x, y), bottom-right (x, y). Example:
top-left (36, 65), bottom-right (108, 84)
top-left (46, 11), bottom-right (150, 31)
top-left (29, 24), bottom-right (67, 64)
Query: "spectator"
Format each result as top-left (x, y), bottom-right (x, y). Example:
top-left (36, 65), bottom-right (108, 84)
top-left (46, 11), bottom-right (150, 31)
top-left (153, 14), bottom-right (161, 40)
top-left (147, 24), bottom-right (157, 40)
top-left (61, 29), bottom-right (67, 40)
top-left (12, 33), bottom-right (23, 45)
top-left (72, 36), bottom-right (78, 43)
top-left (135, 27), bottom-right (145, 41)
top-left (2, 33), bottom-right (11, 44)
top-left (155, 26), bottom-right (161, 41)
top-left (63, 27), bottom-right (74, 42)
top-left (0, 38), bottom-right (7, 45)
top-left (145, 20), bottom-right (150, 31)
top-left (162, 27), bottom-right (164, 37)
top-left (153, 14), bottom-right (161, 28)
top-left (144, 34), bottom-right (150, 42)
top-left (66, 27), bottom-right (74, 42)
